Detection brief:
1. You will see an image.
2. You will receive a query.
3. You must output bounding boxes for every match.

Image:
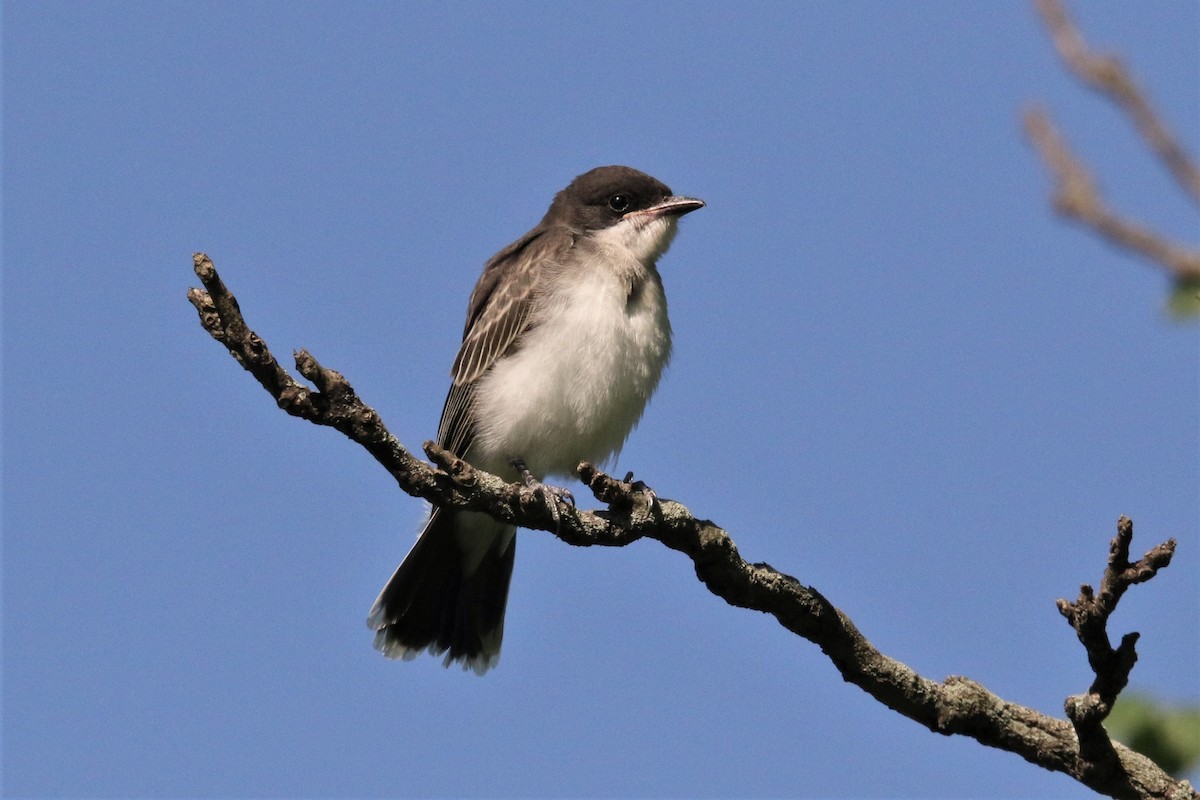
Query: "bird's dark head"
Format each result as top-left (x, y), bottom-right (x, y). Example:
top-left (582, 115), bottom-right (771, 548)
top-left (544, 165), bottom-right (704, 265)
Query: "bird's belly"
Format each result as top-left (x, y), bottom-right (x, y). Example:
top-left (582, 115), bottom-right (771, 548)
top-left (470, 272), bottom-right (671, 479)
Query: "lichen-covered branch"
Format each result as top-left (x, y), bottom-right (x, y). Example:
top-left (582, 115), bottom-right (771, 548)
top-left (1056, 518), bottom-right (1179, 789)
top-left (188, 253), bottom-right (1194, 799)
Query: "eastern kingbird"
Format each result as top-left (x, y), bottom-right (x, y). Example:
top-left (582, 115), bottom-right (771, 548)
top-left (367, 165), bottom-right (704, 673)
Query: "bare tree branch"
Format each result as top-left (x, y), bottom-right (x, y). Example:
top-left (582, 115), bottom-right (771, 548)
top-left (1024, 108), bottom-right (1200, 282)
top-left (1034, 0), bottom-right (1200, 203)
top-left (188, 253), bottom-right (1196, 800)
top-left (1026, 0), bottom-right (1200, 285)
top-left (1056, 517), bottom-right (1179, 790)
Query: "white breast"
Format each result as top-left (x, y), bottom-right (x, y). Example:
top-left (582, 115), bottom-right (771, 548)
top-left (470, 252), bottom-right (672, 480)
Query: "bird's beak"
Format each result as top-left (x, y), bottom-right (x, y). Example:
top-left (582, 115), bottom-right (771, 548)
top-left (633, 195), bottom-right (706, 221)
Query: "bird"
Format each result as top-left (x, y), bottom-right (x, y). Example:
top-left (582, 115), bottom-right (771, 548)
top-left (367, 165), bottom-right (704, 673)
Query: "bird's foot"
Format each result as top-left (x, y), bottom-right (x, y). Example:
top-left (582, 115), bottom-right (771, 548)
top-left (511, 458), bottom-right (575, 528)
top-left (622, 471), bottom-right (660, 514)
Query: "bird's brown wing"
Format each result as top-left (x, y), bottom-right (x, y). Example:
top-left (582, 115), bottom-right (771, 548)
top-left (436, 226), bottom-right (575, 457)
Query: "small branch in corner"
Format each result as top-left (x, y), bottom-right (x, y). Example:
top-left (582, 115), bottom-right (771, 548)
top-left (1056, 516), bottom-right (1177, 780)
top-left (1026, 0), bottom-right (1200, 291)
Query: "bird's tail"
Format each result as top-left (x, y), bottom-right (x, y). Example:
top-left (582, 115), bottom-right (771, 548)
top-left (367, 509), bottom-right (516, 675)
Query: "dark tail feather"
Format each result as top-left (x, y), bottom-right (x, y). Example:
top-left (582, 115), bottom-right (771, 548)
top-left (367, 509), bottom-right (516, 675)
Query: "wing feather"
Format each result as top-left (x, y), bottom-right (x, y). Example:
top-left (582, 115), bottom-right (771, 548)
top-left (436, 225), bottom-right (574, 456)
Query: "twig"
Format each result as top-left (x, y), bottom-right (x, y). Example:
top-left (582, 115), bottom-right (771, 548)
top-left (1026, 0), bottom-right (1200, 285)
top-left (1035, 0), bottom-right (1200, 203)
top-left (1023, 108), bottom-right (1200, 281)
top-left (188, 253), bottom-right (1194, 799)
top-left (1057, 518), bottom-right (1178, 786)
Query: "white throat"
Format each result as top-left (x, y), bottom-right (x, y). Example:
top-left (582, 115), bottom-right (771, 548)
top-left (592, 213), bottom-right (681, 268)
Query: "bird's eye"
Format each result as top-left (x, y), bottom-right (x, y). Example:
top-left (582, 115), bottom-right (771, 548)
top-left (608, 194), bottom-right (631, 212)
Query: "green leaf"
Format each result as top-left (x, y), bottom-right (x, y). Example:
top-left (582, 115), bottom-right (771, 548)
top-left (1105, 693), bottom-right (1200, 778)
top-left (1166, 278), bottom-right (1200, 318)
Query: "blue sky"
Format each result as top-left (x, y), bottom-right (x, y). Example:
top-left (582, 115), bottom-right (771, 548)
top-left (4, 2), bottom-right (1197, 797)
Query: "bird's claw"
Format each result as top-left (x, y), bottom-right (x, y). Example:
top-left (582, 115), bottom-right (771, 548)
top-left (622, 471), bottom-right (660, 514)
top-left (511, 459), bottom-right (574, 528)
